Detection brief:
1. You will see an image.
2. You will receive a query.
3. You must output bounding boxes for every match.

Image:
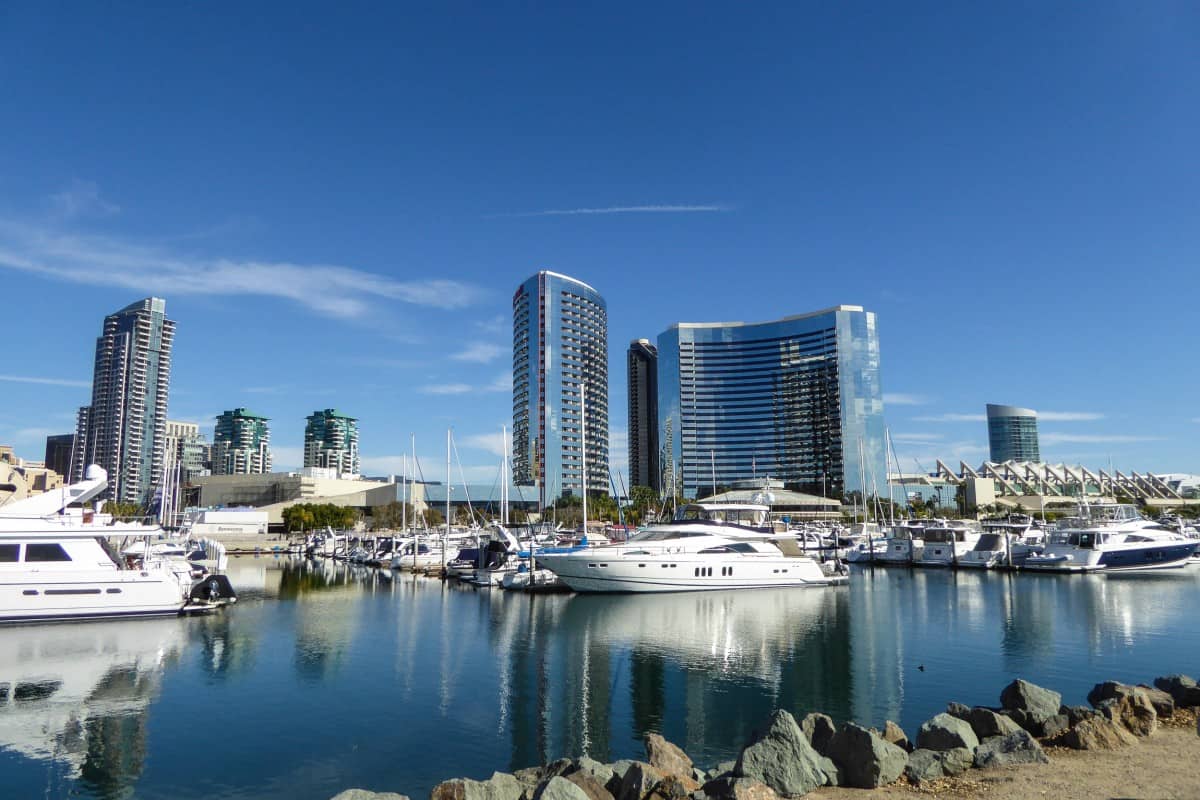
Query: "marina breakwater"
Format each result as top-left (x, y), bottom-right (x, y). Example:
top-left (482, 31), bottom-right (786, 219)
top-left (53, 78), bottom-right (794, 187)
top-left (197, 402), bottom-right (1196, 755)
top-left (330, 674), bottom-right (1200, 800)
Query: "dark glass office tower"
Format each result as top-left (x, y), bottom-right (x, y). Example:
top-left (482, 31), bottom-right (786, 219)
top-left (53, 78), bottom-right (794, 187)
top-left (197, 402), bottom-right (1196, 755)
top-left (627, 339), bottom-right (659, 492)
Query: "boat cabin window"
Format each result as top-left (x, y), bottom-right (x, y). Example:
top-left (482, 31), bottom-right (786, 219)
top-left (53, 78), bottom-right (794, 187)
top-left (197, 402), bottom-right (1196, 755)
top-left (24, 543), bottom-right (72, 562)
top-left (0, 544), bottom-right (19, 562)
top-left (697, 542), bottom-right (758, 555)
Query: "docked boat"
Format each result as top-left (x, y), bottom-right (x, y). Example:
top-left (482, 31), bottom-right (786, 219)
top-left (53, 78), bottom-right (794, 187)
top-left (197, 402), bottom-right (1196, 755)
top-left (533, 503), bottom-right (848, 593)
top-left (917, 520), bottom-right (980, 567)
top-left (876, 520), bottom-right (928, 564)
top-left (0, 466), bottom-right (236, 624)
top-left (1023, 503), bottom-right (1197, 573)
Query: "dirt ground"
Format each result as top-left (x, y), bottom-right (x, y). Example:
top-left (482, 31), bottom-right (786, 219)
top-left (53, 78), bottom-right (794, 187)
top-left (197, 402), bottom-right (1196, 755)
top-left (810, 709), bottom-right (1200, 800)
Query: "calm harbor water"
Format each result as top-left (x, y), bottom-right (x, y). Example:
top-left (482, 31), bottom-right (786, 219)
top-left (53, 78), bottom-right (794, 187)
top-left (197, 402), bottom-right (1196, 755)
top-left (2, 557), bottom-right (1198, 799)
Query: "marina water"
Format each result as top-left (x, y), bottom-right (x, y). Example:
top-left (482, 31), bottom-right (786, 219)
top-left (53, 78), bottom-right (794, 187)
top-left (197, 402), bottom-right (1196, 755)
top-left (2, 557), bottom-right (1198, 799)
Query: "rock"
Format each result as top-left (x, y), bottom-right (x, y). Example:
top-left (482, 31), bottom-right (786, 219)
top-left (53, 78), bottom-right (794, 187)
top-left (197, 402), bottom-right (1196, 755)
top-left (1039, 714), bottom-right (1069, 739)
top-left (565, 772), bottom-right (616, 800)
top-left (902, 748), bottom-right (970, 784)
top-left (814, 755), bottom-right (841, 787)
top-left (964, 707), bottom-right (1023, 740)
top-left (689, 769), bottom-right (704, 786)
top-left (606, 763), bottom-right (637, 797)
top-left (1000, 680), bottom-right (1063, 737)
top-left (699, 777), bottom-right (779, 800)
top-left (331, 791), bottom-right (410, 800)
top-left (1135, 684), bottom-right (1176, 718)
top-left (1060, 705), bottom-right (1097, 727)
top-left (1153, 674), bottom-right (1200, 708)
top-left (432, 774), bottom-right (525, 800)
top-left (645, 775), bottom-right (699, 800)
top-left (973, 730), bottom-right (1049, 769)
top-left (613, 763), bottom-right (661, 800)
top-left (546, 761), bottom-right (577, 779)
top-left (946, 702), bottom-right (972, 719)
top-left (705, 762), bottom-right (736, 782)
top-left (881, 720), bottom-right (911, 752)
top-left (734, 710), bottom-right (830, 797)
top-left (915, 713), bottom-right (979, 752)
top-left (535, 777), bottom-right (591, 800)
top-left (1051, 716), bottom-right (1137, 750)
top-left (826, 722), bottom-right (908, 789)
top-left (645, 734), bottom-right (693, 778)
top-left (572, 759), bottom-right (616, 791)
top-left (1089, 683), bottom-right (1158, 737)
top-left (799, 712), bottom-right (836, 755)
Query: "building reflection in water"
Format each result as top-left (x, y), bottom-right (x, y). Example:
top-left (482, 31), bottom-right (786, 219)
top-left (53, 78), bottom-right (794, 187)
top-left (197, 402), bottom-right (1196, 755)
top-left (0, 619), bottom-right (185, 799)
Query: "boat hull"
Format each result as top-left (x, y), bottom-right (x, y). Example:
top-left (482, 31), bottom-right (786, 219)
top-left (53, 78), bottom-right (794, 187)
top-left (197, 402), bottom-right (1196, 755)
top-left (0, 569), bottom-right (190, 624)
top-left (535, 553), bottom-right (845, 593)
top-left (1023, 542), bottom-right (1196, 573)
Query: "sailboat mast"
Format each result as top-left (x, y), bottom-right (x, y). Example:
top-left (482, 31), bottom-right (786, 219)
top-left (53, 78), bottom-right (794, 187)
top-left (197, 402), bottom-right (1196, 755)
top-left (444, 428), bottom-right (450, 570)
top-left (502, 424), bottom-right (509, 525)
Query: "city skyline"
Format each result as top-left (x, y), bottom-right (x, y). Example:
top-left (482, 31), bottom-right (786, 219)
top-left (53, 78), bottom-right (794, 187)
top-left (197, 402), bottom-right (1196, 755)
top-left (1, 4), bottom-right (1196, 485)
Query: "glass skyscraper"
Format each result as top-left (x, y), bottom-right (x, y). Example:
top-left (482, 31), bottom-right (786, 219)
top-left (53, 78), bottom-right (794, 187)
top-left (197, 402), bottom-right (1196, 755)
top-left (512, 270), bottom-right (609, 506)
top-left (304, 409), bottom-right (360, 475)
top-left (213, 409), bottom-right (272, 475)
top-left (72, 297), bottom-right (175, 506)
top-left (657, 306), bottom-right (884, 500)
top-left (986, 404), bottom-right (1040, 462)
top-left (627, 339), bottom-right (659, 492)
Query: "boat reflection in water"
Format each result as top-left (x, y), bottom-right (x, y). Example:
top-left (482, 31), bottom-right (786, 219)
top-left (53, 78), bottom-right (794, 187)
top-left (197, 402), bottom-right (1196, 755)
top-left (0, 618), bottom-right (185, 797)
top-left (493, 586), bottom-right (855, 769)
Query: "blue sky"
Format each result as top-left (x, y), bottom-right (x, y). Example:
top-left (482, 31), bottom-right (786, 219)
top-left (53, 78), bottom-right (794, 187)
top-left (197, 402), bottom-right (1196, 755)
top-left (1, 2), bottom-right (1197, 483)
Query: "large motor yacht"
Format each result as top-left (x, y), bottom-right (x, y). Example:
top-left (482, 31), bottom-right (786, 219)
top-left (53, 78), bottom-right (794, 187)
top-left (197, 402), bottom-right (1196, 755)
top-left (0, 466), bottom-right (236, 624)
top-left (917, 520), bottom-right (981, 567)
top-left (1023, 503), bottom-right (1196, 573)
top-left (534, 503), bottom-right (848, 593)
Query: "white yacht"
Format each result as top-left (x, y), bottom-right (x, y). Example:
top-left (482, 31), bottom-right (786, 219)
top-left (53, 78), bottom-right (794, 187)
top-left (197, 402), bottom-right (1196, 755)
top-left (876, 520), bottom-right (928, 564)
top-left (534, 504), bottom-right (847, 593)
top-left (0, 466), bottom-right (236, 624)
top-left (1023, 503), bottom-right (1197, 573)
top-left (917, 520), bottom-right (980, 567)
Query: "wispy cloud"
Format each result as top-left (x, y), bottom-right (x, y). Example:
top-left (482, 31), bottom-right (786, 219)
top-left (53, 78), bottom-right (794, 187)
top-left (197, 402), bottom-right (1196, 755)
top-left (11, 426), bottom-right (60, 442)
top-left (462, 432), bottom-right (506, 457)
top-left (451, 343), bottom-right (505, 363)
top-left (272, 446), bottom-right (304, 471)
top-left (1039, 411), bottom-right (1104, 422)
top-left (912, 413), bottom-right (987, 423)
top-left (1041, 433), bottom-right (1163, 444)
top-left (889, 432), bottom-right (945, 444)
top-left (49, 180), bottom-right (120, 219)
top-left (492, 204), bottom-right (731, 218)
top-left (0, 217), bottom-right (488, 319)
top-left (883, 393), bottom-right (930, 406)
top-left (486, 371), bottom-right (512, 393)
top-left (0, 373), bottom-right (90, 388)
top-left (418, 383), bottom-right (473, 396)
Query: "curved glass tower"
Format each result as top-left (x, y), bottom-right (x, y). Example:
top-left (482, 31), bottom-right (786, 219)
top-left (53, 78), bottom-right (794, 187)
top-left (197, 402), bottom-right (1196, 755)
top-left (657, 306), bottom-right (883, 500)
top-left (986, 404), bottom-right (1040, 462)
top-left (512, 271), bottom-right (609, 506)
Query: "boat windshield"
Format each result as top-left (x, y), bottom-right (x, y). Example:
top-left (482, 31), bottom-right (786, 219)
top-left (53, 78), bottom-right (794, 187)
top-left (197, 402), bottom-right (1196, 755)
top-left (672, 505), bottom-right (768, 527)
top-left (974, 533), bottom-right (1005, 551)
top-left (627, 529), bottom-right (711, 542)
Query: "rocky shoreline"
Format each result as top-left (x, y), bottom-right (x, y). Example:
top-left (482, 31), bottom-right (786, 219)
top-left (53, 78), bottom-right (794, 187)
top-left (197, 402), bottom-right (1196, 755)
top-left (330, 674), bottom-right (1200, 800)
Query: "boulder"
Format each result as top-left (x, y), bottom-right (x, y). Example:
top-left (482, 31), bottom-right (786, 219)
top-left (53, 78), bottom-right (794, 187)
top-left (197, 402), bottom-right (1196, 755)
top-left (734, 710), bottom-right (830, 797)
top-left (881, 720), bottom-right (911, 753)
top-left (799, 712), bottom-right (836, 755)
top-left (1089, 683), bottom-right (1158, 737)
top-left (825, 722), bottom-right (908, 789)
top-left (964, 707), bottom-right (1023, 740)
top-left (432, 774), bottom-right (526, 800)
top-left (946, 702), bottom-right (972, 719)
top-left (1153, 674), bottom-right (1200, 708)
top-left (331, 791), bottom-right (410, 800)
top-left (699, 777), bottom-right (779, 800)
top-left (902, 748), bottom-right (971, 784)
top-left (571, 759), bottom-right (616, 791)
top-left (565, 772), bottom-right (616, 800)
top-left (915, 713), bottom-right (979, 752)
top-left (1135, 684), bottom-right (1176, 718)
top-left (1051, 716), bottom-right (1137, 750)
top-left (705, 762), bottom-right (736, 782)
top-left (1060, 705), bottom-right (1097, 727)
top-left (534, 777), bottom-right (591, 800)
top-left (645, 734), bottom-right (693, 778)
top-left (973, 730), bottom-right (1050, 769)
top-left (644, 775), bottom-right (699, 800)
top-left (1000, 680), bottom-right (1064, 737)
top-left (606, 763), bottom-right (637, 797)
top-left (613, 763), bottom-right (662, 800)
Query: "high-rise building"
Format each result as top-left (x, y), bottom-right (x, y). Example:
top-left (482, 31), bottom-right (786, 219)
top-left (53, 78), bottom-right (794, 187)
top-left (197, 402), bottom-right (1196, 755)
top-left (72, 297), bottom-right (176, 506)
top-left (657, 306), bottom-right (884, 500)
top-left (627, 339), bottom-right (659, 492)
top-left (512, 270), bottom-right (609, 506)
top-left (213, 409), bottom-right (272, 475)
top-left (304, 409), bottom-right (359, 476)
top-left (44, 433), bottom-right (75, 479)
top-left (164, 420), bottom-right (211, 482)
top-left (986, 404), bottom-right (1040, 462)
